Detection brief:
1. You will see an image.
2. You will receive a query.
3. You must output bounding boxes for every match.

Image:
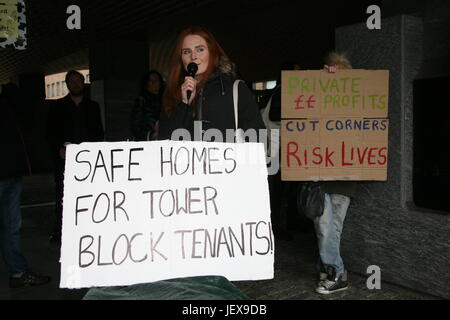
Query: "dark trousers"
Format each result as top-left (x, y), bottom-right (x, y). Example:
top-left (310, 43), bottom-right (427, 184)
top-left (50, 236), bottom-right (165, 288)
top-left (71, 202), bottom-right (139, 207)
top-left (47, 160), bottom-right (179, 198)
top-left (268, 170), bottom-right (288, 232)
top-left (52, 160), bottom-right (64, 237)
top-left (0, 177), bottom-right (28, 276)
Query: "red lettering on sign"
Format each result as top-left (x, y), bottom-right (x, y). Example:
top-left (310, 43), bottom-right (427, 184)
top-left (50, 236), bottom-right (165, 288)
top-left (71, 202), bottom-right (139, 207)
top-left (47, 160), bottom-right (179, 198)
top-left (377, 147), bottom-right (387, 165)
top-left (368, 148), bottom-right (377, 165)
top-left (312, 147), bottom-right (323, 165)
top-left (357, 147), bottom-right (369, 164)
top-left (294, 95), bottom-right (305, 109)
top-left (287, 142), bottom-right (302, 167)
top-left (294, 95), bottom-right (316, 110)
top-left (325, 148), bottom-right (335, 167)
top-left (307, 95), bottom-right (316, 109)
top-left (341, 142), bottom-right (353, 166)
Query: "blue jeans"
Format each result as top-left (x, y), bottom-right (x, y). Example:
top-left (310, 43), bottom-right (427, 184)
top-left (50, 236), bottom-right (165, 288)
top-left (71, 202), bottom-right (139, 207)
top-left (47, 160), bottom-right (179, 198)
top-left (0, 177), bottom-right (28, 276)
top-left (313, 193), bottom-right (350, 278)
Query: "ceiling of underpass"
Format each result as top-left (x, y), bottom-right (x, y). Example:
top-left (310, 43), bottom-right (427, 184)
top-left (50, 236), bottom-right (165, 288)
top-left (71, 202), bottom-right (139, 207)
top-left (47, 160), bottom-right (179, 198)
top-left (0, 0), bottom-right (441, 83)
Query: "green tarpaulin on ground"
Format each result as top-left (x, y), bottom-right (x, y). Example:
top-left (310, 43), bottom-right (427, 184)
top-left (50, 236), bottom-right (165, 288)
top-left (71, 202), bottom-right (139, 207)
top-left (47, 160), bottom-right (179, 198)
top-left (83, 276), bottom-right (249, 300)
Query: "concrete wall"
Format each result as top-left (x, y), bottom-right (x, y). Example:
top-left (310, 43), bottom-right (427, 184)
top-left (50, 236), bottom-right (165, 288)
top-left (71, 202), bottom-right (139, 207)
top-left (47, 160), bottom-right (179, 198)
top-left (336, 14), bottom-right (450, 299)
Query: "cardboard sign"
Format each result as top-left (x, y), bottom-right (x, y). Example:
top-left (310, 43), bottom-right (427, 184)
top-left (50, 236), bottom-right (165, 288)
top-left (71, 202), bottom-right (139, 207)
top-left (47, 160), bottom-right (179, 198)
top-left (0, 0), bottom-right (27, 50)
top-left (0, 1), bottom-right (18, 38)
top-left (282, 70), bottom-right (389, 118)
top-left (281, 70), bottom-right (389, 181)
top-left (281, 118), bottom-right (389, 181)
top-left (60, 141), bottom-right (273, 289)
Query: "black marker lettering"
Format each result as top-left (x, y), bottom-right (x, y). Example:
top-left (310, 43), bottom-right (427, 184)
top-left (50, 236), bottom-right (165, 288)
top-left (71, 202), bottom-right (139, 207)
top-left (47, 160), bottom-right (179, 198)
top-left (174, 147), bottom-right (190, 175)
top-left (129, 233), bottom-right (148, 263)
top-left (203, 186), bottom-right (218, 215)
top-left (75, 194), bottom-right (93, 226)
top-left (255, 221), bottom-right (271, 255)
top-left (113, 191), bottom-right (129, 222)
top-left (97, 235), bottom-right (113, 266)
top-left (91, 150), bottom-right (110, 183)
top-left (192, 147), bottom-right (207, 174)
top-left (160, 147), bottom-right (173, 177)
top-left (142, 190), bottom-right (163, 219)
top-left (74, 150), bottom-right (92, 181)
top-left (245, 222), bottom-right (257, 256)
top-left (175, 230), bottom-right (191, 259)
top-left (150, 232), bottom-right (167, 262)
top-left (110, 149), bottom-right (124, 183)
top-left (192, 229), bottom-right (204, 259)
top-left (224, 148), bottom-right (237, 173)
top-left (79, 235), bottom-right (95, 268)
top-left (112, 234), bottom-right (129, 265)
top-left (159, 189), bottom-right (175, 217)
top-left (229, 224), bottom-right (245, 256)
top-left (92, 193), bottom-right (110, 223)
top-left (188, 188), bottom-right (202, 214)
top-left (128, 148), bottom-right (143, 181)
top-left (208, 147), bottom-right (222, 174)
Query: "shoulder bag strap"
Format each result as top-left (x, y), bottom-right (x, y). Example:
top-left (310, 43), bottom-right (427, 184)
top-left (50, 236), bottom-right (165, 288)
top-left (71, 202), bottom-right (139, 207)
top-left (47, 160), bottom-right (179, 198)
top-left (233, 80), bottom-right (244, 143)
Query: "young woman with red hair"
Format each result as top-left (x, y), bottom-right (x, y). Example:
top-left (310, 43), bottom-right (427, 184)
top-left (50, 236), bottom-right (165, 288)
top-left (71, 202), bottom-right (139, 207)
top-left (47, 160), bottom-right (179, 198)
top-left (158, 26), bottom-right (265, 141)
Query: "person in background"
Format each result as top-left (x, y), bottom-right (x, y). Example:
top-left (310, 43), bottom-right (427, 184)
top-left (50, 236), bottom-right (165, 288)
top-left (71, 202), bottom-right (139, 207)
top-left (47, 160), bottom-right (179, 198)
top-left (313, 52), bottom-right (357, 295)
top-left (131, 70), bottom-right (165, 141)
top-left (45, 70), bottom-right (104, 243)
top-left (0, 83), bottom-right (51, 288)
top-left (262, 62), bottom-right (307, 240)
top-left (158, 25), bottom-right (265, 142)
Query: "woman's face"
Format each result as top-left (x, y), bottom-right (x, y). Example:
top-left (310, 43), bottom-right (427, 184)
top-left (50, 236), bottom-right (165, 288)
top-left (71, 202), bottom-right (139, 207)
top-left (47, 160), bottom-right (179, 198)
top-left (147, 73), bottom-right (161, 94)
top-left (181, 34), bottom-right (210, 77)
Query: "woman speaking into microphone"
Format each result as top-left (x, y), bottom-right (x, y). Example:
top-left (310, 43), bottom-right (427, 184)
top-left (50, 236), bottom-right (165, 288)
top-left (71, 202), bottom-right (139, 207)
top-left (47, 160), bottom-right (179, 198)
top-left (158, 26), bottom-right (265, 142)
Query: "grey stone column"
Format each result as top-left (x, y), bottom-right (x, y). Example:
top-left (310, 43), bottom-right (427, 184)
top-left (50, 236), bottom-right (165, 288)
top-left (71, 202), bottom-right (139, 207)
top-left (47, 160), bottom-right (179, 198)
top-left (335, 15), bottom-right (450, 299)
top-left (89, 38), bottom-right (149, 141)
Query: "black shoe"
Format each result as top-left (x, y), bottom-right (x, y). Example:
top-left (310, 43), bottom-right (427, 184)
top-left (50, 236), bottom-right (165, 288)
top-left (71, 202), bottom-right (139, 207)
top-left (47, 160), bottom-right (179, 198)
top-left (315, 267), bottom-right (348, 294)
top-left (9, 271), bottom-right (51, 288)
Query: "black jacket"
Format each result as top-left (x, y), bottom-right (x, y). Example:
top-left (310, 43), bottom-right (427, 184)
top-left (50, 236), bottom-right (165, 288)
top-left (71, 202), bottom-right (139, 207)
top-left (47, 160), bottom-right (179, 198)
top-left (159, 71), bottom-right (265, 141)
top-left (0, 85), bottom-right (31, 179)
top-left (130, 91), bottom-right (162, 141)
top-left (46, 95), bottom-right (104, 157)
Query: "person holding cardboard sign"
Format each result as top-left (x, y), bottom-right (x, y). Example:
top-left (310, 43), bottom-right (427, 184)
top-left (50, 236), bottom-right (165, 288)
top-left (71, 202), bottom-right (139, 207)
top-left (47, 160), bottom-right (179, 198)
top-left (312, 52), bottom-right (357, 295)
top-left (158, 26), bottom-right (265, 142)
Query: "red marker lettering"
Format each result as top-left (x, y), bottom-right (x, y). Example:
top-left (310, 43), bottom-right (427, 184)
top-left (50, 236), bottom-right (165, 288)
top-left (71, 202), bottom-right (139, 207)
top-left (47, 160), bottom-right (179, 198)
top-left (377, 147), bottom-right (387, 165)
top-left (287, 142), bottom-right (302, 167)
top-left (341, 142), bottom-right (353, 166)
top-left (312, 147), bottom-right (323, 165)
top-left (325, 148), bottom-right (335, 167)
top-left (357, 147), bottom-right (369, 164)
top-left (368, 148), bottom-right (377, 165)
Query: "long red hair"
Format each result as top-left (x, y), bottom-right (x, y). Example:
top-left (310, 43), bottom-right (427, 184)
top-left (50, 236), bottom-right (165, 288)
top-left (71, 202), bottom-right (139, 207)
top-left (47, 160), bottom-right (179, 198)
top-left (163, 26), bottom-right (229, 116)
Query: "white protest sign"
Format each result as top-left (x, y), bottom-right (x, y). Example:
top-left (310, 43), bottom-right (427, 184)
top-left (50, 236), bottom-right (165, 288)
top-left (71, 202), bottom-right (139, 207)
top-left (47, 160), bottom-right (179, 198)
top-left (60, 140), bottom-right (274, 288)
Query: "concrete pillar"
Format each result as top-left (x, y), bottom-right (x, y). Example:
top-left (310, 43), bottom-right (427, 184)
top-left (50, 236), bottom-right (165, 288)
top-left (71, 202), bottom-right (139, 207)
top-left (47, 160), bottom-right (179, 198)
top-left (335, 15), bottom-right (450, 299)
top-left (89, 37), bottom-right (149, 141)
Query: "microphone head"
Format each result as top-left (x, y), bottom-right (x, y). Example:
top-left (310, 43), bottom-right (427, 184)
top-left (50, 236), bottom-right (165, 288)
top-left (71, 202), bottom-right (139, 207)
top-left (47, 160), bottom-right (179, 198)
top-left (187, 62), bottom-right (198, 77)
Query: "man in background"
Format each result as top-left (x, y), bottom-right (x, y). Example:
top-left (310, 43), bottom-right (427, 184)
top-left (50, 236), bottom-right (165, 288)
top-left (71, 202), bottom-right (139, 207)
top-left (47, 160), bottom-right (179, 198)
top-left (46, 70), bottom-right (104, 243)
top-left (0, 83), bottom-right (51, 288)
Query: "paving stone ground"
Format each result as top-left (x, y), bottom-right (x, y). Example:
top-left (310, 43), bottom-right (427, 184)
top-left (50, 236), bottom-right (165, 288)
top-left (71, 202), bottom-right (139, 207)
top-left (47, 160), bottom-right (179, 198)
top-left (0, 175), bottom-right (441, 300)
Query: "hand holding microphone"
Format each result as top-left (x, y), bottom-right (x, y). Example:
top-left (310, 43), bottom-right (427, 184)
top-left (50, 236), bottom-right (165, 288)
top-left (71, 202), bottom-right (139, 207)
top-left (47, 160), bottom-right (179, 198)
top-left (182, 62), bottom-right (198, 105)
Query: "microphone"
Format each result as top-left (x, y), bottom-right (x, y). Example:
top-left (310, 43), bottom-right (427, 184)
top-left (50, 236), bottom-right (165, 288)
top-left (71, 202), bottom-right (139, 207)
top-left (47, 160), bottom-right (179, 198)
top-left (186, 62), bottom-right (198, 101)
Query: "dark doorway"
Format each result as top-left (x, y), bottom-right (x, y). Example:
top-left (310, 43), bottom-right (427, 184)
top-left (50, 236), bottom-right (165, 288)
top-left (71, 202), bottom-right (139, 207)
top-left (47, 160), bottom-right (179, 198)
top-left (413, 76), bottom-right (450, 213)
